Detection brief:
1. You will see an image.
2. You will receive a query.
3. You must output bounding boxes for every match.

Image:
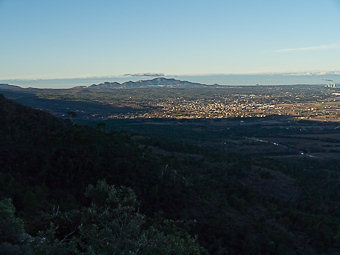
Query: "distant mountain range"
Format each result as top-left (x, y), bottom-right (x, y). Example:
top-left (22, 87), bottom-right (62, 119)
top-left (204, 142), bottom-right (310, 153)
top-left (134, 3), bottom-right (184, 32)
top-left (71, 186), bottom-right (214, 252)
top-left (0, 78), bottom-right (213, 91)
top-left (0, 78), bottom-right (215, 92)
top-left (88, 78), bottom-right (211, 89)
top-left (0, 84), bottom-right (21, 89)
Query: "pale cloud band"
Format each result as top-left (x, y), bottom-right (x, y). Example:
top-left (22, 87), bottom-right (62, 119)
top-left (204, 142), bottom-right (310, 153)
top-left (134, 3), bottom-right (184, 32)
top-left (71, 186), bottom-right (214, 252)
top-left (275, 43), bottom-right (340, 53)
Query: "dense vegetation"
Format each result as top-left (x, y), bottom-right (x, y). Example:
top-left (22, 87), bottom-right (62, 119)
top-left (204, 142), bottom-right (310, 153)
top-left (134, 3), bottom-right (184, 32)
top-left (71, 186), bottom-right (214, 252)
top-left (1, 93), bottom-right (340, 254)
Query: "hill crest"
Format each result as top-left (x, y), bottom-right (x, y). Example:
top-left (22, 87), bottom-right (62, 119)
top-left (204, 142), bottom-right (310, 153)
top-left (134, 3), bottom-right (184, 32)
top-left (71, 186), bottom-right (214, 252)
top-left (88, 77), bottom-right (210, 89)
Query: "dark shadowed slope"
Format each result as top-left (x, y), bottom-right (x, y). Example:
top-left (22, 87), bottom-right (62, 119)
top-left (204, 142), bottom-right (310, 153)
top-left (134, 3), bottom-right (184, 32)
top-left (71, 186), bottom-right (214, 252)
top-left (0, 93), bottom-right (204, 254)
top-left (1, 94), bottom-right (340, 254)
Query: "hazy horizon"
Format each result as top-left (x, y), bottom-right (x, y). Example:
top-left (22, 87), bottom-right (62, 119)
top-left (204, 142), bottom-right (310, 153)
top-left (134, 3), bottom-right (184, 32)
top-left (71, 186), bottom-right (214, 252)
top-left (1, 72), bottom-right (340, 89)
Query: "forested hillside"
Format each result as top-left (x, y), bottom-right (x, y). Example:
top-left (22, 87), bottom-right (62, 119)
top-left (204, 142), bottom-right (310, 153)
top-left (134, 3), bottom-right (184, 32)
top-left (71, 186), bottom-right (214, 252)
top-left (0, 94), bottom-right (203, 254)
top-left (1, 93), bottom-right (340, 254)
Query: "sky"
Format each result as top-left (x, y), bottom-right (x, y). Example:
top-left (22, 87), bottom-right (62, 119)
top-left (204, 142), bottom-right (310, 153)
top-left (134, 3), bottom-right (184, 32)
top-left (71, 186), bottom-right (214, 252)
top-left (1, 0), bottom-right (340, 80)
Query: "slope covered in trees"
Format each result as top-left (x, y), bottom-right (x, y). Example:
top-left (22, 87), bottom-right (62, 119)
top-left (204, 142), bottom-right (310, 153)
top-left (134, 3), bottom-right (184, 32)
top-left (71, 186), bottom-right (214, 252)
top-left (0, 94), bottom-right (204, 254)
top-left (1, 93), bottom-right (340, 254)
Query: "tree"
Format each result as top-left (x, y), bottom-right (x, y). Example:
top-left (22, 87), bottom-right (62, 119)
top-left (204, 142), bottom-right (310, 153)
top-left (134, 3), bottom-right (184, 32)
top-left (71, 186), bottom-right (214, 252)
top-left (0, 198), bottom-right (33, 255)
top-left (0, 181), bottom-right (204, 255)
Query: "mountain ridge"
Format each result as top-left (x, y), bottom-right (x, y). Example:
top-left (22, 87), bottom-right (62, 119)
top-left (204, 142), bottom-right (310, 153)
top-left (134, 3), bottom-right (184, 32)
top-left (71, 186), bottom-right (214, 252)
top-left (88, 77), bottom-right (212, 89)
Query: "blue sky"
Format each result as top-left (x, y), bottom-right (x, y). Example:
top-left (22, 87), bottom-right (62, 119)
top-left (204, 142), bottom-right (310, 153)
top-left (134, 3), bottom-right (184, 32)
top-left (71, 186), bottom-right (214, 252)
top-left (1, 0), bottom-right (340, 79)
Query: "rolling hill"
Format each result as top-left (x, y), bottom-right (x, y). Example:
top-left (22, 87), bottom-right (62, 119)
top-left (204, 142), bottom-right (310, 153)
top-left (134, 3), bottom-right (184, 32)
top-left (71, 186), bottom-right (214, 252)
top-left (1, 93), bottom-right (340, 254)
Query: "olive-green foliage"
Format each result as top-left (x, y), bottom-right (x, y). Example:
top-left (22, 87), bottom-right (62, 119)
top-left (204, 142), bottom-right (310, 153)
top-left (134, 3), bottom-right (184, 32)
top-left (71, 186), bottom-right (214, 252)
top-left (0, 181), bottom-right (203, 255)
top-left (0, 199), bottom-right (25, 244)
top-left (0, 199), bottom-right (34, 255)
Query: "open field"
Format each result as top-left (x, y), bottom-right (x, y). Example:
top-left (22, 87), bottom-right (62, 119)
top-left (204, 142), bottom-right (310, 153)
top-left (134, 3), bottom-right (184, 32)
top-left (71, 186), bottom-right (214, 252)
top-left (77, 117), bottom-right (340, 161)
